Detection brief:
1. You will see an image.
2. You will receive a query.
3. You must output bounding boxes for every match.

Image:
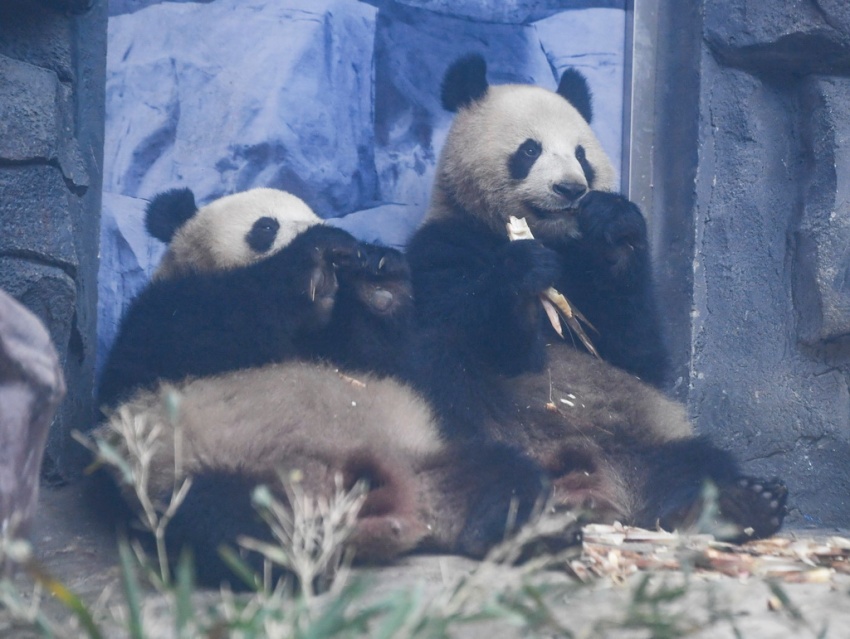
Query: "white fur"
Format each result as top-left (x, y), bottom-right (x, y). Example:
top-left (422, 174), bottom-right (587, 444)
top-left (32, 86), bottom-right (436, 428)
top-left (429, 84), bottom-right (616, 236)
top-left (97, 361), bottom-right (444, 502)
top-left (155, 188), bottom-right (321, 279)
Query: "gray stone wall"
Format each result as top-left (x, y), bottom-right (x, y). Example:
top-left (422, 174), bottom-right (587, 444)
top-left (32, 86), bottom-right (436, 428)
top-left (651, 0), bottom-right (850, 528)
top-left (0, 0), bottom-right (107, 480)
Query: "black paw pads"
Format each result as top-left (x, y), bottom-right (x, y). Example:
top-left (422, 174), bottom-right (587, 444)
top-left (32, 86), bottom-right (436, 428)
top-left (737, 477), bottom-right (788, 510)
top-left (726, 477), bottom-right (789, 538)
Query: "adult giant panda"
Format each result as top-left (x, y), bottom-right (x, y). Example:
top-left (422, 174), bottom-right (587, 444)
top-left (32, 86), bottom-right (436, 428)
top-left (93, 187), bottom-right (546, 586)
top-left (404, 54), bottom-right (787, 541)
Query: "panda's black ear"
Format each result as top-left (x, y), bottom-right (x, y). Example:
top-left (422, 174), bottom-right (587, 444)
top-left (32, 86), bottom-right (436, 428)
top-left (145, 188), bottom-right (198, 243)
top-left (441, 53), bottom-right (489, 112)
top-left (556, 68), bottom-right (593, 123)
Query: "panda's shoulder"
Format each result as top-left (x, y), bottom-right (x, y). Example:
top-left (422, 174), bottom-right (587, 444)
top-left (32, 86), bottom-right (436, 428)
top-left (129, 263), bottom-right (261, 318)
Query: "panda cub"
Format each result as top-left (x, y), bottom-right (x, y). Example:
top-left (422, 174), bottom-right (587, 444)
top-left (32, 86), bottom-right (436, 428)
top-left (93, 187), bottom-right (546, 585)
top-left (98, 189), bottom-right (408, 409)
top-left (405, 54), bottom-right (787, 541)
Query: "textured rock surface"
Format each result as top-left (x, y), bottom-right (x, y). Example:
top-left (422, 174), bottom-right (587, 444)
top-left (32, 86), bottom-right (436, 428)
top-left (794, 76), bottom-right (850, 345)
top-left (100, 0), bottom-right (626, 368)
top-left (704, 0), bottom-right (850, 73)
top-left (0, 0), bottom-right (106, 480)
top-left (366, 0), bottom-right (624, 24)
top-left (104, 0), bottom-right (379, 217)
top-left (655, 0), bottom-right (850, 527)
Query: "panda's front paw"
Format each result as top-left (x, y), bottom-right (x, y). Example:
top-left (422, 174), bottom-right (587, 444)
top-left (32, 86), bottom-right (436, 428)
top-left (576, 191), bottom-right (647, 275)
top-left (340, 244), bottom-right (413, 317)
top-left (335, 243), bottom-right (408, 281)
top-left (499, 239), bottom-right (561, 295)
top-left (288, 226), bottom-right (361, 317)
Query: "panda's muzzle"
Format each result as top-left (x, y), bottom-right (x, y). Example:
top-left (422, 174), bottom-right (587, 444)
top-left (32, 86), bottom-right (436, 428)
top-left (552, 181), bottom-right (588, 207)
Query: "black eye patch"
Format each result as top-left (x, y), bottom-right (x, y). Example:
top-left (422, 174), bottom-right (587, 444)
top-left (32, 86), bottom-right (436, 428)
top-left (246, 216), bottom-right (280, 253)
top-left (507, 138), bottom-right (542, 180)
top-left (576, 145), bottom-right (596, 188)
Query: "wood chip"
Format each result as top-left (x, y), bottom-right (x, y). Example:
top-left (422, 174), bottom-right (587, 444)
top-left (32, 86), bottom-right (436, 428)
top-left (570, 524), bottom-right (850, 585)
top-left (336, 371), bottom-right (366, 388)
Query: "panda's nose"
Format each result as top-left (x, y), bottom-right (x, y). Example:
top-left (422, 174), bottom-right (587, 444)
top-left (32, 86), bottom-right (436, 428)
top-left (552, 181), bottom-right (588, 203)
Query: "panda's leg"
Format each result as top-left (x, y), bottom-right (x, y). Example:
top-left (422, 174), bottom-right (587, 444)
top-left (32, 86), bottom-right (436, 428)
top-left (164, 453), bottom-right (431, 589)
top-left (557, 191), bottom-right (669, 386)
top-left (636, 437), bottom-right (788, 541)
top-left (165, 471), bottom-right (279, 589)
top-left (340, 450), bottom-right (431, 561)
top-left (418, 440), bottom-right (551, 558)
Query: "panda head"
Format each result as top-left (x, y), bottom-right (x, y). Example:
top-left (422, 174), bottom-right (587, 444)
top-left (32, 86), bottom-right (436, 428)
top-left (431, 54), bottom-right (616, 239)
top-left (146, 187), bottom-right (322, 279)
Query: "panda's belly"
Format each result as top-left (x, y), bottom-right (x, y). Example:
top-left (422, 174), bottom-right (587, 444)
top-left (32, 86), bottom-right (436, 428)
top-left (98, 361), bottom-right (444, 501)
top-left (504, 343), bottom-right (692, 447)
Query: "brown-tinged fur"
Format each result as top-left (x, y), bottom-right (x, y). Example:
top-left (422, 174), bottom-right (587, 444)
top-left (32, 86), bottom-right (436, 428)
top-left (95, 360), bottom-right (502, 560)
top-left (478, 347), bottom-right (691, 525)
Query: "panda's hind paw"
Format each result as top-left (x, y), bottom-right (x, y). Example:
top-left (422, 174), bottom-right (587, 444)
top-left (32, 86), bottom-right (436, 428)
top-left (717, 476), bottom-right (789, 542)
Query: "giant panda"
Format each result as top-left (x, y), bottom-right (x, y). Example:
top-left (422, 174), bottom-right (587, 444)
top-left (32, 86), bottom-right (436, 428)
top-left (92, 187), bottom-right (546, 586)
top-left (97, 199), bottom-right (413, 408)
top-left (403, 54), bottom-right (787, 540)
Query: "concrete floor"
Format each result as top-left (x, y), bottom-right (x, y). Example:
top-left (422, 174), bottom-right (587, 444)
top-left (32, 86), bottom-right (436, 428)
top-left (6, 482), bottom-right (850, 638)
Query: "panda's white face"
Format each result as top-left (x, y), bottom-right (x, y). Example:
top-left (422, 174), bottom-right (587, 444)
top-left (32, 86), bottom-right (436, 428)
top-left (431, 84), bottom-right (615, 238)
top-left (156, 188), bottom-right (321, 278)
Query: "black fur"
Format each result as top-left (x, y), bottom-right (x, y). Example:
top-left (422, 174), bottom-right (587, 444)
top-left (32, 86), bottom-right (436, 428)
top-left (245, 216), bottom-right (280, 253)
top-left (449, 440), bottom-right (549, 557)
top-left (165, 471), bottom-right (272, 588)
top-left (507, 139), bottom-right (542, 180)
top-left (405, 209), bottom-right (787, 538)
top-left (403, 55), bottom-right (787, 540)
top-left (145, 187), bottom-right (198, 243)
top-left (168, 440), bottom-right (550, 589)
top-left (300, 243), bottom-right (413, 377)
top-left (575, 145), bottom-right (596, 188)
top-left (97, 225), bottom-right (406, 410)
top-left (406, 193), bottom-right (667, 416)
top-left (97, 211), bottom-right (552, 584)
top-left (557, 191), bottom-right (669, 385)
top-left (639, 438), bottom-right (788, 539)
top-left (441, 53), bottom-right (489, 112)
top-left (556, 68), bottom-right (593, 123)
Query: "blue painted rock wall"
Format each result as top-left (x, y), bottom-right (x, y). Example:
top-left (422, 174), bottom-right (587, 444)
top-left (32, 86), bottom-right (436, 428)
top-left (98, 0), bottom-right (626, 373)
